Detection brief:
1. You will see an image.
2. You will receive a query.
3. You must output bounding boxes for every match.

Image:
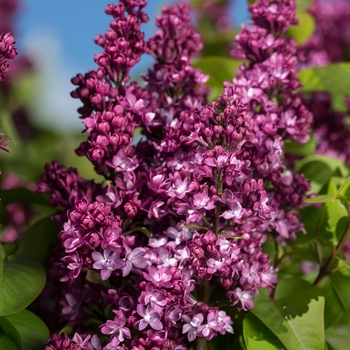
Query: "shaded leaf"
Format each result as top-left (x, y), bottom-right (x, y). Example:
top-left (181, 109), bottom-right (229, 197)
top-left (243, 312), bottom-right (286, 349)
top-left (86, 269), bottom-right (114, 289)
top-left (322, 281), bottom-right (346, 329)
top-left (296, 155), bottom-right (349, 194)
top-left (0, 331), bottom-right (19, 350)
top-left (0, 316), bottom-right (22, 350)
top-left (16, 216), bottom-right (60, 266)
top-left (0, 255), bottom-right (46, 316)
top-left (326, 324), bottom-right (350, 350)
top-left (6, 309), bottom-right (49, 350)
top-left (329, 272), bottom-right (350, 318)
top-left (0, 188), bottom-right (49, 207)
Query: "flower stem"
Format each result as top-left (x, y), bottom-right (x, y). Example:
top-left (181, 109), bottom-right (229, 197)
top-left (314, 200), bottom-right (350, 286)
top-left (195, 279), bottom-right (210, 350)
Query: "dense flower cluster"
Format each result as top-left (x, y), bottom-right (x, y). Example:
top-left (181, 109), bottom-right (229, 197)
top-left (0, 31), bottom-right (17, 81)
top-left (296, 0), bottom-right (350, 166)
top-left (38, 0), bottom-right (310, 349)
top-left (300, 0), bottom-right (350, 67)
top-left (231, 0), bottom-right (312, 241)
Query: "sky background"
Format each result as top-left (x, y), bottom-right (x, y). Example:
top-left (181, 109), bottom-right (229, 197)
top-left (13, 0), bottom-right (249, 132)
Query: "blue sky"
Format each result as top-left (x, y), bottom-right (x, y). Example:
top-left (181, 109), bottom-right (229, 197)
top-left (14, 0), bottom-right (249, 131)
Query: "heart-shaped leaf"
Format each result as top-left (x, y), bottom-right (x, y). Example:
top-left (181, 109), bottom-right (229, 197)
top-left (243, 312), bottom-right (286, 349)
top-left (0, 255), bottom-right (46, 316)
top-left (6, 309), bottom-right (49, 350)
top-left (251, 278), bottom-right (325, 350)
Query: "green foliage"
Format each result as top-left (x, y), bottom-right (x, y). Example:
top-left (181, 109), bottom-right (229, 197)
top-left (0, 188), bottom-right (49, 207)
top-left (299, 63), bottom-right (350, 96)
top-left (244, 313), bottom-right (285, 349)
top-left (286, 10), bottom-right (315, 45)
top-left (299, 63), bottom-right (350, 111)
top-left (249, 279), bottom-right (325, 350)
top-left (284, 135), bottom-right (316, 157)
top-left (296, 155), bottom-right (350, 193)
top-left (16, 216), bottom-right (60, 266)
top-left (329, 272), bottom-right (350, 318)
top-left (0, 331), bottom-right (18, 350)
top-left (192, 57), bottom-right (243, 100)
top-left (5, 310), bottom-right (49, 350)
top-left (0, 253), bottom-right (46, 316)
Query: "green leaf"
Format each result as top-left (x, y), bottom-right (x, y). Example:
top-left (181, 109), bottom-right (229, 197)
top-left (334, 258), bottom-right (350, 277)
top-left (0, 188), bottom-right (49, 207)
top-left (0, 245), bottom-right (5, 290)
top-left (329, 272), bottom-right (350, 318)
top-left (86, 269), bottom-right (114, 289)
top-left (322, 198), bottom-right (348, 246)
top-left (326, 324), bottom-right (350, 350)
top-left (2, 244), bottom-right (17, 258)
top-left (0, 255), bottom-right (46, 316)
top-left (297, 206), bottom-right (325, 244)
top-left (284, 135), bottom-right (316, 157)
top-left (243, 312), bottom-right (286, 349)
top-left (287, 10), bottom-right (315, 45)
top-left (0, 316), bottom-right (22, 350)
top-left (0, 202), bottom-right (9, 224)
top-left (299, 63), bottom-right (350, 96)
top-left (304, 194), bottom-right (336, 204)
top-left (251, 278), bottom-right (325, 350)
top-left (295, 0), bottom-right (313, 10)
top-left (16, 216), bottom-right (60, 266)
top-left (0, 331), bottom-right (19, 350)
top-left (192, 57), bottom-right (243, 100)
top-left (6, 309), bottom-right (49, 350)
top-left (296, 155), bottom-right (349, 193)
top-left (337, 176), bottom-right (350, 202)
top-left (322, 282), bottom-right (344, 329)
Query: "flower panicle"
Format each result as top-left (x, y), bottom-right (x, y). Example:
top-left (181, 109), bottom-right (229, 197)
top-left (0, 32), bottom-right (17, 81)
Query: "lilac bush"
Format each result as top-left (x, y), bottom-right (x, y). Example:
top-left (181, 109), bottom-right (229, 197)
top-left (3, 0), bottom-right (350, 349)
top-left (36, 0), bottom-right (312, 349)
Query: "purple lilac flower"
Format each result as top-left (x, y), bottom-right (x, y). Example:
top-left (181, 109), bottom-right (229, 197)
top-left (92, 248), bottom-right (126, 280)
top-left (35, 1), bottom-right (311, 348)
top-left (0, 32), bottom-right (17, 81)
top-left (135, 304), bottom-right (163, 331)
top-left (182, 313), bottom-right (204, 342)
top-left (100, 310), bottom-right (131, 345)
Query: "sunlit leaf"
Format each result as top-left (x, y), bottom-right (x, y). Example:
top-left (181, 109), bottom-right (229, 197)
top-left (284, 135), bottom-right (316, 157)
top-left (287, 10), bottom-right (315, 45)
top-left (192, 57), bottom-right (243, 100)
top-left (304, 194), bottom-right (336, 204)
top-left (243, 312), bottom-right (286, 349)
top-left (251, 278), bottom-right (325, 350)
top-left (299, 63), bottom-right (350, 96)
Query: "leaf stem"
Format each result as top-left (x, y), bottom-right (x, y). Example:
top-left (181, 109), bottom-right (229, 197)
top-left (314, 200), bottom-right (350, 286)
